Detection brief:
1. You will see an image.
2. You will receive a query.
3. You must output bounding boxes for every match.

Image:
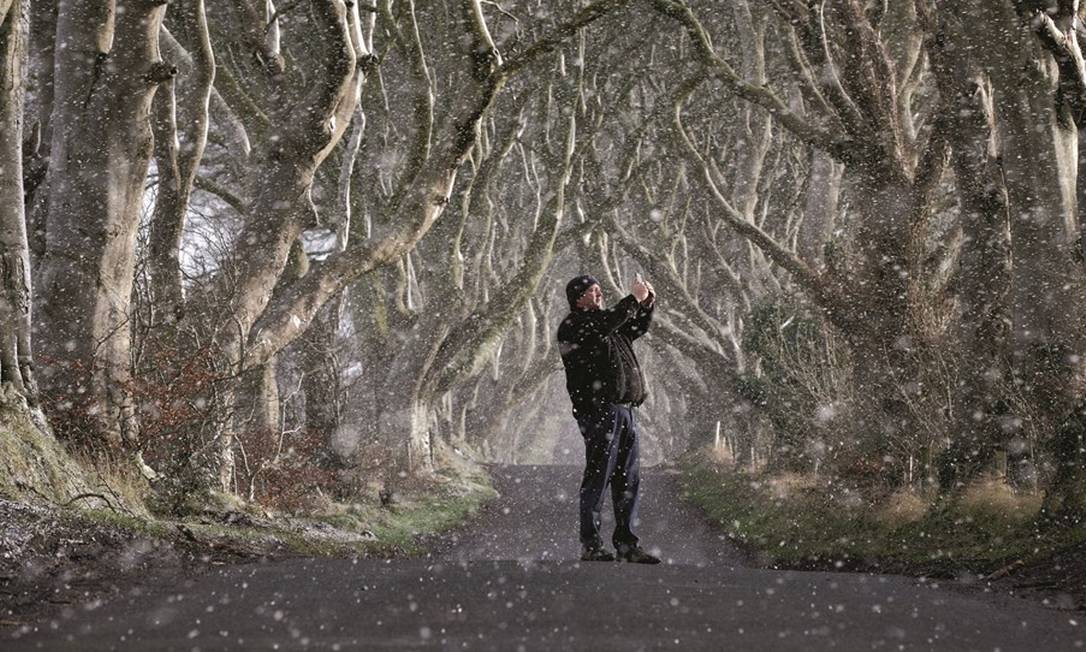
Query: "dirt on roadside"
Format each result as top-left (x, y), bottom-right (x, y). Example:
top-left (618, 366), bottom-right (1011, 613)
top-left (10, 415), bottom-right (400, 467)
top-left (0, 466), bottom-right (495, 635)
top-left (0, 498), bottom-right (379, 632)
top-left (0, 499), bottom-right (211, 632)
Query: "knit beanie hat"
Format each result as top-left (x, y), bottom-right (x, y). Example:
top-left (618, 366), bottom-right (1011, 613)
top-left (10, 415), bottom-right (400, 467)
top-left (565, 275), bottom-right (600, 309)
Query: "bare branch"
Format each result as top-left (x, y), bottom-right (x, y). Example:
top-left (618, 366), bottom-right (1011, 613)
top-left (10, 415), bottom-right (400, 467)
top-left (500, 0), bottom-right (632, 76)
top-left (426, 109), bottom-right (578, 395)
top-left (673, 78), bottom-right (822, 293)
top-left (464, 0), bottom-right (503, 73)
top-left (652, 0), bottom-right (849, 157)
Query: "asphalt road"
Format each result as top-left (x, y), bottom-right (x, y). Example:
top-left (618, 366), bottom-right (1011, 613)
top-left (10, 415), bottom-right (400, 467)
top-left (9, 465), bottom-right (1085, 650)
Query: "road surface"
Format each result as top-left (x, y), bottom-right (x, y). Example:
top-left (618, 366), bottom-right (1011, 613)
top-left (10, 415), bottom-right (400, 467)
top-left (9, 465), bottom-right (1084, 650)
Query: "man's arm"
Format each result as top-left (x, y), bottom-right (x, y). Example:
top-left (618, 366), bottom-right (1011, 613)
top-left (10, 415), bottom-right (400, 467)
top-left (580, 294), bottom-right (642, 339)
top-left (559, 294), bottom-right (642, 348)
top-left (618, 279), bottom-right (655, 340)
top-left (618, 301), bottom-right (654, 341)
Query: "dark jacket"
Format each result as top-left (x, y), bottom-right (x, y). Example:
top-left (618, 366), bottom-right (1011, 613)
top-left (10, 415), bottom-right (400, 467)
top-left (557, 294), bottom-right (654, 417)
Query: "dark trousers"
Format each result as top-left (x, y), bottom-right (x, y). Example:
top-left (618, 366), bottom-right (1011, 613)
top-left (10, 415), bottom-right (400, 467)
top-left (576, 403), bottom-right (641, 551)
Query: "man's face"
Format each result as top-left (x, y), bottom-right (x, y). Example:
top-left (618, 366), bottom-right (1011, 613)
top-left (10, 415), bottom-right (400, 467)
top-left (576, 284), bottom-right (604, 311)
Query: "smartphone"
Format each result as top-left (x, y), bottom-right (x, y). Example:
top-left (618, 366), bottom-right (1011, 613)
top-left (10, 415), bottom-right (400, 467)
top-left (635, 272), bottom-right (644, 284)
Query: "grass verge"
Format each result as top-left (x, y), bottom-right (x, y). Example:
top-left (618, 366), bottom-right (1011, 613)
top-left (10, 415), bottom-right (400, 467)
top-left (680, 455), bottom-right (1086, 581)
top-left (80, 465), bottom-right (498, 559)
top-left (309, 468), bottom-right (498, 556)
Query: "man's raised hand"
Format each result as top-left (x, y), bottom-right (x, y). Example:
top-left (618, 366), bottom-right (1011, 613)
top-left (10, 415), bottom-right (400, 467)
top-left (632, 277), bottom-right (650, 303)
top-left (643, 280), bottom-right (656, 307)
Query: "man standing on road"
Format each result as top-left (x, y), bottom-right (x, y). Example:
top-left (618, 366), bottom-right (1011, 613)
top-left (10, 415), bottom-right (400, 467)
top-left (557, 274), bottom-right (661, 564)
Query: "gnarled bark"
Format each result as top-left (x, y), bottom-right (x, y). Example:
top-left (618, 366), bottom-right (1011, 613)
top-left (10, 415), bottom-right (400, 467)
top-left (0, 0), bottom-right (36, 403)
top-left (34, 0), bottom-right (171, 448)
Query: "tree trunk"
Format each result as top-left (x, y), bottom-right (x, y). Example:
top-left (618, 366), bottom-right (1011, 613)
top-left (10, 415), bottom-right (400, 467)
top-left (236, 358), bottom-right (280, 435)
top-left (797, 151), bottom-right (842, 269)
top-left (840, 168), bottom-right (923, 453)
top-left (34, 0), bottom-right (170, 448)
top-left (0, 0), bottom-right (36, 403)
top-left (976, 1), bottom-right (1086, 520)
top-left (929, 5), bottom-right (1012, 489)
top-left (1044, 401), bottom-right (1086, 525)
top-left (302, 301), bottom-right (344, 468)
top-left (377, 388), bottom-right (434, 476)
top-left (351, 273), bottom-right (441, 477)
top-left (230, 358), bottom-right (279, 493)
top-left (984, 3), bottom-right (1086, 410)
top-left (21, 0), bottom-right (54, 247)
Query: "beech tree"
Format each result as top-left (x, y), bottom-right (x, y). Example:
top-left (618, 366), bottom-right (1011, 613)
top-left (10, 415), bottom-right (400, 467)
top-left (971, 0), bottom-right (1086, 520)
top-left (0, 0), bottom-right (36, 405)
top-left (653, 0), bottom-right (948, 452)
top-left (32, 0), bottom-right (173, 448)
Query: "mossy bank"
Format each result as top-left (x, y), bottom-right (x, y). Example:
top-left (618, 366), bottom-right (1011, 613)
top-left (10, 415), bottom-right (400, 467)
top-left (0, 404), bottom-right (96, 504)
